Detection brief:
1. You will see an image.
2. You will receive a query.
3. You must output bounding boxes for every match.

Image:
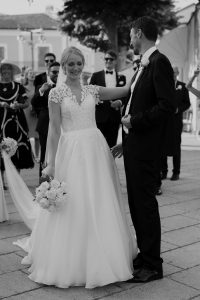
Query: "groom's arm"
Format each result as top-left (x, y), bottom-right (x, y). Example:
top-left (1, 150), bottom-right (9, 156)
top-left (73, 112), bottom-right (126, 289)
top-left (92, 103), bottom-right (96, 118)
top-left (130, 55), bottom-right (176, 132)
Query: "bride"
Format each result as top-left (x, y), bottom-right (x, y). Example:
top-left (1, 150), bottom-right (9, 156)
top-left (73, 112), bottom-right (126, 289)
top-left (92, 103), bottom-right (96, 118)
top-left (5, 46), bottom-right (137, 289)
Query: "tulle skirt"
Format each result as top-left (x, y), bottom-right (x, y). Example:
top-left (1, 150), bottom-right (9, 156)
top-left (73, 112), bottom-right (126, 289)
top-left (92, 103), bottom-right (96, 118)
top-left (15, 127), bottom-right (137, 289)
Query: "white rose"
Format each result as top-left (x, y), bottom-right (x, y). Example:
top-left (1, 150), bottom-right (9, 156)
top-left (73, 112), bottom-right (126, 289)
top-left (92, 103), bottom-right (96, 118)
top-left (46, 189), bottom-right (57, 200)
top-left (36, 191), bottom-right (45, 201)
top-left (39, 198), bottom-right (50, 208)
top-left (61, 182), bottom-right (67, 192)
top-left (40, 181), bottom-right (50, 192)
top-left (50, 179), bottom-right (60, 189)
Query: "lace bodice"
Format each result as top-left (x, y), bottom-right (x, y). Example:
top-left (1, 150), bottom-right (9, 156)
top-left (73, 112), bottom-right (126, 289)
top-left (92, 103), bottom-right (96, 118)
top-left (49, 83), bottom-right (100, 132)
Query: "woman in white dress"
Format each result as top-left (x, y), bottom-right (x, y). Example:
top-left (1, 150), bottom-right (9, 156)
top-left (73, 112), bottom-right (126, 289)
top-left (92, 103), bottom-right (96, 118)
top-left (13, 46), bottom-right (137, 289)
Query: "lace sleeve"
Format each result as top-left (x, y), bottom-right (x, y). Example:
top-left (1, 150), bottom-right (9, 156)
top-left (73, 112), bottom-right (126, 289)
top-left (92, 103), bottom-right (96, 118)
top-left (88, 85), bottom-right (100, 104)
top-left (48, 87), bottom-right (62, 104)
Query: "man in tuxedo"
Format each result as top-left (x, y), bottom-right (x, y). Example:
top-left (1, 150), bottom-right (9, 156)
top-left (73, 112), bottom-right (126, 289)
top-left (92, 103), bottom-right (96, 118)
top-left (113, 16), bottom-right (176, 283)
top-left (161, 66), bottom-right (191, 181)
top-left (31, 61), bottom-right (60, 178)
top-left (34, 52), bottom-right (56, 88)
top-left (90, 50), bottom-right (126, 148)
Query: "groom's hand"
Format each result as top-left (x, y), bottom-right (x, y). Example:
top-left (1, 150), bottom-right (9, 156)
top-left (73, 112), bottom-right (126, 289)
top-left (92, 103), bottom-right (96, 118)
top-left (121, 114), bottom-right (132, 129)
top-left (111, 143), bottom-right (123, 158)
top-left (110, 100), bottom-right (122, 110)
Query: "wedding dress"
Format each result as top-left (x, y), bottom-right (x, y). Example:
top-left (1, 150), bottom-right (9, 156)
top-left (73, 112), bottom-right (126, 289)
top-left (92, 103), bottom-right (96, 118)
top-left (5, 83), bottom-right (137, 289)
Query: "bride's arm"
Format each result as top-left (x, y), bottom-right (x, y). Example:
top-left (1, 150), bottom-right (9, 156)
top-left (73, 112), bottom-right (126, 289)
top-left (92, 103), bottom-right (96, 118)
top-left (42, 101), bottom-right (61, 177)
top-left (98, 84), bottom-right (130, 101)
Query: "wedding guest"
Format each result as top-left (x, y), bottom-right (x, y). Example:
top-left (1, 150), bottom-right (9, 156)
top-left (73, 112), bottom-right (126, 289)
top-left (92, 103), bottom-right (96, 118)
top-left (112, 16), bottom-right (176, 282)
top-left (34, 52), bottom-right (56, 89)
top-left (186, 68), bottom-right (200, 97)
top-left (0, 61), bottom-right (34, 189)
top-left (31, 62), bottom-right (60, 178)
top-left (161, 66), bottom-right (191, 180)
top-left (23, 67), bottom-right (40, 161)
top-left (90, 50), bottom-right (126, 148)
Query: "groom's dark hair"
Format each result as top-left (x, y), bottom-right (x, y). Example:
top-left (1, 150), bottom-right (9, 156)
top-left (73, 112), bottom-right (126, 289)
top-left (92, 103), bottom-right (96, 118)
top-left (131, 16), bottom-right (158, 42)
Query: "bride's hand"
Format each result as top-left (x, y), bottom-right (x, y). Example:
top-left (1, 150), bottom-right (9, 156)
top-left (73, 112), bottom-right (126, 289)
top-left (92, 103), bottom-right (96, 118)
top-left (41, 165), bottom-right (55, 179)
top-left (111, 143), bottom-right (123, 158)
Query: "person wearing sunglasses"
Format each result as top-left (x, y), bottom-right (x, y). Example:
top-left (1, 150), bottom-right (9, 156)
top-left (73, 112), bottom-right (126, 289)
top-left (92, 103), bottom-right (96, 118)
top-left (90, 50), bottom-right (126, 148)
top-left (34, 52), bottom-right (56, 89)
top-left (31, 62), bottom-right (60, 179)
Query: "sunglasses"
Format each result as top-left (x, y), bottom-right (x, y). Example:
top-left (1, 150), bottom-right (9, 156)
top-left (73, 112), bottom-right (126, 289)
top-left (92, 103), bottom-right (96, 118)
top-left (45, 59), bottom-right (54, 63)
top-left (51, 70), bottom-right (59, 75)
top-left (104, 57), bottom-right (115, 62)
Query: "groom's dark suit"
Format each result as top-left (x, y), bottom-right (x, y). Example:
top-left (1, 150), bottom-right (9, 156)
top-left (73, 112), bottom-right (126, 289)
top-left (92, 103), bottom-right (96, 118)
top-left (122, 49), bottom-right (176, 273)
top-left (90, 70), bottom-right (126, 147)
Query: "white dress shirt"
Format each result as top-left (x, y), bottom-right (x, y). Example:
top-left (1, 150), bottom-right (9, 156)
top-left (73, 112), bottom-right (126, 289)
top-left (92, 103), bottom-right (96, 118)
top-left (104, 69), bottom-right (116, 87)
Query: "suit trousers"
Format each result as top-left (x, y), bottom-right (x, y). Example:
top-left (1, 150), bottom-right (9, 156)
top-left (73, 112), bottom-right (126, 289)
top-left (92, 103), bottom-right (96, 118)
top-left (123, 147), bottom-right (163, 272)
top-left (161, 149), bottom-right (181, 175)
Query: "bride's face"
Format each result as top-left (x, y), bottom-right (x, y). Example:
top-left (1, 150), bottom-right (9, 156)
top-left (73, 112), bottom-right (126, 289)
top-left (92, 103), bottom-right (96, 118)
top-left (64, 54), bottom-right (84, 80)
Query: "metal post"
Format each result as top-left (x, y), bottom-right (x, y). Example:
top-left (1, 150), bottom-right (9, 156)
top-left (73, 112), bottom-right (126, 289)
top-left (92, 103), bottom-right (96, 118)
top-left (30, 31), bottom-right (34, 70)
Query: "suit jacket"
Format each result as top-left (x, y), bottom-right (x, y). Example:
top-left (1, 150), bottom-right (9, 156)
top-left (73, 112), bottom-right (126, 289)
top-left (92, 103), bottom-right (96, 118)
top-left (34, 72), bottom-right (47, 89)
top-left (123, 50), bottom-right (177, 160)
top-left (31, 85), bottom-right (54, 134)
top-left (175, 80), bottom-right (191, 127)
top-left (90, 70), bottom-right (126, 123)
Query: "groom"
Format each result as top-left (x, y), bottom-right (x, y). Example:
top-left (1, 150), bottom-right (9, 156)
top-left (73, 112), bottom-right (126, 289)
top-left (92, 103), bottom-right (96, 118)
top-left (114, 16), bottom-right (176, 283)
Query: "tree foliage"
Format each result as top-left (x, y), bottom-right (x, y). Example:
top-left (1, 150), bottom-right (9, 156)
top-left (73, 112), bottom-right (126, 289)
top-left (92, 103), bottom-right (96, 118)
top-left (58, 0), bottom-right (178, 52)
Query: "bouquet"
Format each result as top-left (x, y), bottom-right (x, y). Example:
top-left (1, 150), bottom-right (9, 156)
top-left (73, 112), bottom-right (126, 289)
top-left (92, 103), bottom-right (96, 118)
top-left (0, 137), bottom-right (18, 157)
top-left (34, 179), bottom-right (67, 212)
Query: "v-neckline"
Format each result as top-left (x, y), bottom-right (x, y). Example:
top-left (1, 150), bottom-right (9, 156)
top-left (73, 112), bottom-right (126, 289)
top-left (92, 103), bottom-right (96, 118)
top-left (64, 83), bottom-right (84, 106)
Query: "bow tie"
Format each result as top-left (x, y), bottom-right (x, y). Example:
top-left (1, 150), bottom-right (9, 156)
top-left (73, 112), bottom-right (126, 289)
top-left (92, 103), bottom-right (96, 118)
top-left (106, 70), bottom-right (113, 74)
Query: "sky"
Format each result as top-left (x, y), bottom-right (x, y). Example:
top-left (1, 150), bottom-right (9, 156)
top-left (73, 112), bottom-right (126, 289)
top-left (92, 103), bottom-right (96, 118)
top-left (0, 0), bottom-right (198, 15)
top-left (0, 0), bottom-right (64, 15)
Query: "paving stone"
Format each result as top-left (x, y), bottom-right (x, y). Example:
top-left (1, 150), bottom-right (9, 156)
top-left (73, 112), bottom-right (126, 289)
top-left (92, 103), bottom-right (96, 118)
top-left (161, 241), bottom-right (179, 253)
top-left (162, 242), bottom-right (200, 269)
top-left (0, 239), bottom-right (18, 255)
top-left (163, 262), bottom-right (183, 276)
top-left (162, 226), bottom-right (200, 246)
top-left (3, 284), bottom-right (122, 300)
top-left (7, 212), bottom-right (24, 224)
top-left (100, 278), bottom-right (199, 300)
top-left (159, 205), bottom-right (184, 218)
top-left (169, 265), bottom-right (200, 290)
top-left (184, 209), bottom-right (200, 221)
top-left (0, 253), bottom-right (25, 274)
top-left (0, 223), bottom-right (30, 239)
top-left (161, 215), bottom-right (200, 231)
top-left (0, 270), bottom-right (39, 298)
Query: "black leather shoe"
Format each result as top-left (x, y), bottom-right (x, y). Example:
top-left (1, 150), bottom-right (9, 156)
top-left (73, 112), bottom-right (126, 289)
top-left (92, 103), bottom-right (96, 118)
top-left (170, 174), bottom-right (179, 181)
top-left (129, 267), bottom-right (163, 283)
top-left (3, 185), bottom-right (8, 190)
top-left (133, 256), bottom-right (144, 270)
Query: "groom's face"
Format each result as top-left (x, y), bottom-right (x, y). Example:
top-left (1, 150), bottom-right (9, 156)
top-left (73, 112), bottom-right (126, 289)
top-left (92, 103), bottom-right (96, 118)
top-left (130, 28), bottom-right (141, 55)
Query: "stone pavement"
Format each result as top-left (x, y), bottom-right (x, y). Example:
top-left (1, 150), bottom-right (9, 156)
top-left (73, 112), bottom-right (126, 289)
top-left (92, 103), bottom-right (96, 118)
top-left (0, 133), bottom-right (200, 300)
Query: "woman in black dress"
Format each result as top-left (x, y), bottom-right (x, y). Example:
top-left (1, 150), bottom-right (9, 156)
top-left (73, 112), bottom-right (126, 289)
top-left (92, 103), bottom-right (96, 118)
top-left (0, 61), bottom-right (34, 189)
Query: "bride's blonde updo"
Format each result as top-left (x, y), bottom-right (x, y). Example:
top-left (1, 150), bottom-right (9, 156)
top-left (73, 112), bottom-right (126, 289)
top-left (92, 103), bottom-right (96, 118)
top-left (60, 47), bottom-right (85, 69)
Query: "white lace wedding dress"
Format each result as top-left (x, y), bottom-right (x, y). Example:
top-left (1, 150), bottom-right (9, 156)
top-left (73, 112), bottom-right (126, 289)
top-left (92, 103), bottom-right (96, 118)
top-left (6, 83), bottom-right (137, 289)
